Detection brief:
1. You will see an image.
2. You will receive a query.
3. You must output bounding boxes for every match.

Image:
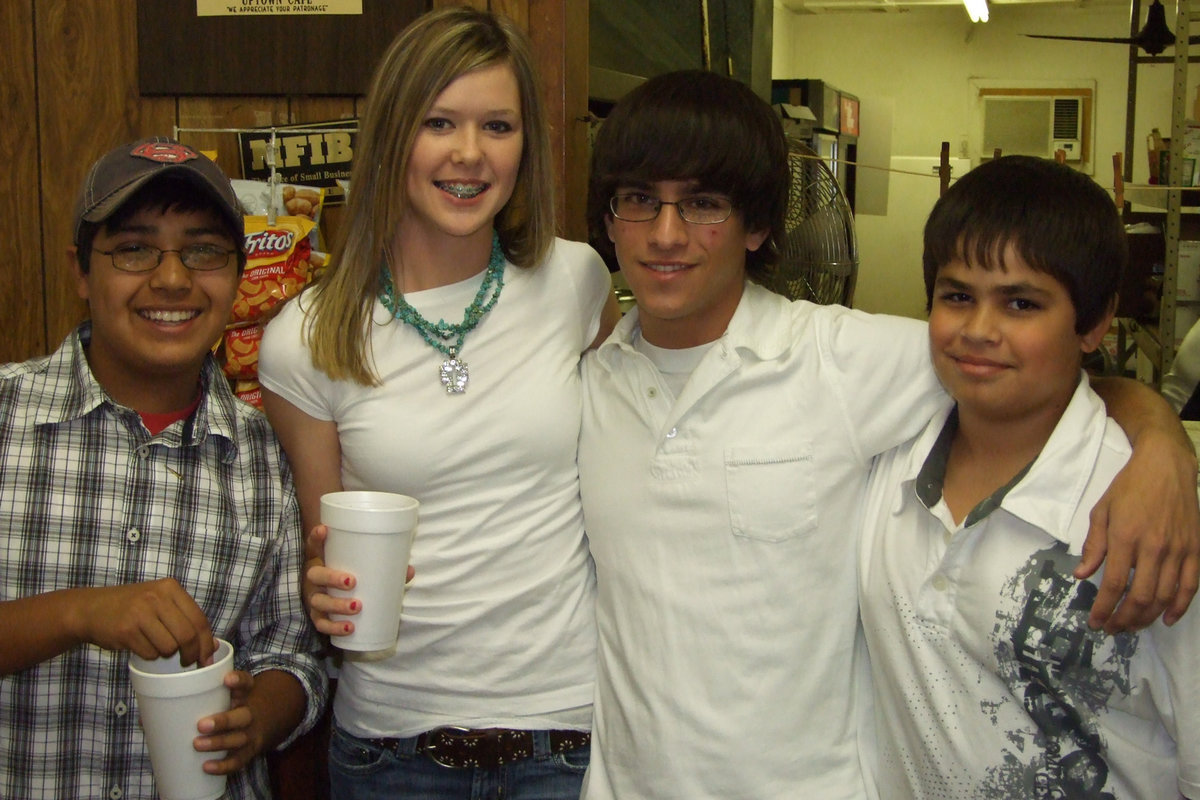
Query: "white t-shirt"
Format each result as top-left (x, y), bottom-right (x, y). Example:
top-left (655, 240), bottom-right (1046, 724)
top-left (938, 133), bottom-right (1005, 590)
top-left (578, 281), bottom-right (948, 800)
top-left (1162, 318), bottom-right (1200, 414)
top-left (859, 377), bottom-right (1200, 799)
top-left (259, 237), bottom-right (611, 736)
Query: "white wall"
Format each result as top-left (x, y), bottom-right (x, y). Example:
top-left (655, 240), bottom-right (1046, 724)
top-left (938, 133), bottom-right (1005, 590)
top-left (773, 2), bottom-right (1197, 319)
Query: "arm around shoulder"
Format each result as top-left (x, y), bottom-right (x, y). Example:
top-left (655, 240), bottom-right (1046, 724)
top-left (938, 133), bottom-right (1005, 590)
top-left (827, 309), bottom-right (947, 457)
top-left (1085, 375), bottom-right (1200, 632)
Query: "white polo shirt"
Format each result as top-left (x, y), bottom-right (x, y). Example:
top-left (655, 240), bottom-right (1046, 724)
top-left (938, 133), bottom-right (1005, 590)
top-left (579, 281), bottom-right (948, 800)
top-left (859, 377), bottom-right (1200, 799)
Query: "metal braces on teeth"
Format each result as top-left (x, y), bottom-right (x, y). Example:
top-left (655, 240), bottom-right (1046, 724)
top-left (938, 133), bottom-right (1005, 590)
top-left (439, 182), bottom-right (486, 200)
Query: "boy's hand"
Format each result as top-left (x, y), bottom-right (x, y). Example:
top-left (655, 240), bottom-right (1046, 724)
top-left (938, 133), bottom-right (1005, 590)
top-left (74, 578), bottom-right (216, 666)
top-left (195, 669), bottom-right (260, 774)
top-left (194, 669), bottom-right (308, 773)
top-left (1080, 428), bottom-right (1200, 633)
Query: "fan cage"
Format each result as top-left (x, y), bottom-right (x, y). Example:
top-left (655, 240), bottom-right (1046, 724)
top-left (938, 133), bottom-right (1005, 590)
top-left (762, 137), bottom-right (859, 307)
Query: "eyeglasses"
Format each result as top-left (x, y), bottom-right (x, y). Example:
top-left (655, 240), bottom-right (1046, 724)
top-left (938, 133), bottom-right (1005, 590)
top-left (609, 193), bottom-right (734, 225)
top-left (93, 243), bottom-right (236, 273)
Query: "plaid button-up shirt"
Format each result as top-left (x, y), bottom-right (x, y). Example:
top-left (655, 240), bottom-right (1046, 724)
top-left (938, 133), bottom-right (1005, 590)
top-left (0, 324), bottom-right (327, 800)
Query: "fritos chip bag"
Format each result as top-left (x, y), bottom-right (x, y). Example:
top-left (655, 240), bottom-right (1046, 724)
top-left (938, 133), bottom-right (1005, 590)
top-left (222, 323), bottom-right (263, 381)
top-left (235, 380), bottom-right (263, 409)
top-left (309, 250), bottom-right (330, 283)
top-left (233, 215), bottom-right (316, 325)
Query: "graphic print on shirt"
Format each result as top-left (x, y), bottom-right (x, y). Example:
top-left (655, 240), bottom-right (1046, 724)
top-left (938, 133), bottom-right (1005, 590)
top-left (982, 542), bottom-right (1137, 799)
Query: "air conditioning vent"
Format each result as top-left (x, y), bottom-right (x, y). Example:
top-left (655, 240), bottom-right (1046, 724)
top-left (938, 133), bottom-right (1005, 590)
top-left (1053, 98), bottom-right (1081, 140)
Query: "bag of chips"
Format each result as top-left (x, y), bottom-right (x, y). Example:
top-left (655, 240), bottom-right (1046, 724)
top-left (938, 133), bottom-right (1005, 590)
top-left (232, 215), bottom-right (317, 325)
top-left (222, 323), bottom-right (263, 381)
top-left (231, 179), bottom-right (326, 226)
top-left (234, 380), bottom-right (263, 409)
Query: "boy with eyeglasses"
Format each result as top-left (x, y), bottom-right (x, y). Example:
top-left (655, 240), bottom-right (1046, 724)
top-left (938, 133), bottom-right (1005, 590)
top-left (0, 137), bottom-right (327, 800)
top-left (577, 71), bottom-right (1199, 799)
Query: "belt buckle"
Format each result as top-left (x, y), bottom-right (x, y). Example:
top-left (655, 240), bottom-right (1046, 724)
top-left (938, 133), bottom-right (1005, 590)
top-left (425, 726), bottom-right (482, 769)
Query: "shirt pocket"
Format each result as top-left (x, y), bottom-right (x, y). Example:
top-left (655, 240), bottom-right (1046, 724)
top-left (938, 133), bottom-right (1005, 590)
top-left (179, 527), bottom-right (271, 626)
top-left (725, 442), bottom-right (818, 543)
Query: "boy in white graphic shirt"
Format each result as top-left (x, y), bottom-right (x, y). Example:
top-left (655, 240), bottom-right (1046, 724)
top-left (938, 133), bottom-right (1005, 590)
top-left (858, 155), bottom-right (1199, 798)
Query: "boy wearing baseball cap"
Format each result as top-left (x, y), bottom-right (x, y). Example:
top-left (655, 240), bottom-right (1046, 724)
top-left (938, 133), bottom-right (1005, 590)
top-left (0, 137), bottom-right (327, 799)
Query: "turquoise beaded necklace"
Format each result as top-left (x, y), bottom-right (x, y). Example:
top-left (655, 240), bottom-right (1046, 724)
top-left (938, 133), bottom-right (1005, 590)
top-left (378, 232), bottom-right (506, 394)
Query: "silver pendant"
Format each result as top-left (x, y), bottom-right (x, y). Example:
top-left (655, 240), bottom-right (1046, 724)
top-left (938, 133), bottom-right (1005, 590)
top-left (440, 356), bottom-right (469, 394)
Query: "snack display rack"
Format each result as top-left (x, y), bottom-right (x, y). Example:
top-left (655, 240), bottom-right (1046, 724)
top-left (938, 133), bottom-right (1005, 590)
top-left (173, 124), bottom-right (357, 223)
top-left (175, 124), bottom-right (353, 407)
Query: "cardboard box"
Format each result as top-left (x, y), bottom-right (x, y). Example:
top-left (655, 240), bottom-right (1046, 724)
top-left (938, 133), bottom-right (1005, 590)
top-left (1184, 123), bottom-right (1200, 186)
top-left (773, 79), bottom-right (840, 133)
top-left (1178, 240), bottom-right (1200, 300)
top-left (775, 103), bottom-right (816, 141)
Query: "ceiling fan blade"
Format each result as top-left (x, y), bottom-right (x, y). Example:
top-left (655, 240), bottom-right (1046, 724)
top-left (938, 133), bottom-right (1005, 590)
top-left (1023, 34), bottom-right (1137, 46)
top-left (1023, 0), bottom-right (1193, 55)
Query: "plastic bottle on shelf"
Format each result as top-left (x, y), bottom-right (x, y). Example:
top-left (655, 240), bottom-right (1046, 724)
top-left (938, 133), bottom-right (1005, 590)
top-left (1150, 127), bottom-right (1165, 184)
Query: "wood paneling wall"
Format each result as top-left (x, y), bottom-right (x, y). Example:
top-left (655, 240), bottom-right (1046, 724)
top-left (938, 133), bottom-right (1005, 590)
top-left (0, 0), bottom-right (587, 365)
top-left (1, 0), bottom-right (47, 363)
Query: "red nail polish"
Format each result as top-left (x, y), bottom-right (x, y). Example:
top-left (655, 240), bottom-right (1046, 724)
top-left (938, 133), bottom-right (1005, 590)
top-left (349, 601), bottom-right (359, 612)
top-left (343, 577), bottom-right (351, 587)
top-left (343, 623), bottom-right (351, 633)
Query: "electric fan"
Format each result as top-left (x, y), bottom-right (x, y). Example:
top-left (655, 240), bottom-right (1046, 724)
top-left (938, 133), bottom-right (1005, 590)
top-left (760, 136), bottom-right (858, 307)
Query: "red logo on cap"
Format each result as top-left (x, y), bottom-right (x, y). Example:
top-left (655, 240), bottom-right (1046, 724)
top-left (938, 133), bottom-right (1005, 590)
top-left (130, 141), bottom-right (199, 164)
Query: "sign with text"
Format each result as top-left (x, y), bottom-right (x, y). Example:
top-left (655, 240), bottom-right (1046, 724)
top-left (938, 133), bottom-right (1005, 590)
top-left (238, 120), bottom-right (358, 202)
top-left (138, 1), bottom-right (424, 95)
top-left (197, 0), bottom-right (362, 15)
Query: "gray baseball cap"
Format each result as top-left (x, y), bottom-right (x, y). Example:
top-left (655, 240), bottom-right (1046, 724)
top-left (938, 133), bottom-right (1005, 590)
top-left (72, 136), bottom-right (244, 245)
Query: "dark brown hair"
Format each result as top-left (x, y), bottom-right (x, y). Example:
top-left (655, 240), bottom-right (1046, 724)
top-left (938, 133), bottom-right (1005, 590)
top-left (923, 155), bottom-right (1125, 333)
top-left (588, 70), bottom-right (789, 283)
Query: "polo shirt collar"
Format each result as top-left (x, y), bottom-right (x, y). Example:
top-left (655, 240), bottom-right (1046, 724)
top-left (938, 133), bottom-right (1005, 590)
top-left (914, 407), bottom-right (1034, 528)
top-left (901, 374), bottom-right (1107, 542)
top-left (596, 280), bottom-right (796, 370)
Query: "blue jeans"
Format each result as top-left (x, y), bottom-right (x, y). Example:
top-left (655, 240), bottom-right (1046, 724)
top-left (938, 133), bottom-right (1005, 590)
top-left (328, 725), bottom-right (589, 800)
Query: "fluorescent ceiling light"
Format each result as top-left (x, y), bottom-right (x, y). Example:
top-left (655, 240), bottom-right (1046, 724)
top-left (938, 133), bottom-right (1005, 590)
top-left (963, 0), bottom-right (988, 21)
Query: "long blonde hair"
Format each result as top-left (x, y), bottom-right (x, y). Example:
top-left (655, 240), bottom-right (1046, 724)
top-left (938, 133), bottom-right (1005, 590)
top-left (307, 5), bottom-right (555, 385)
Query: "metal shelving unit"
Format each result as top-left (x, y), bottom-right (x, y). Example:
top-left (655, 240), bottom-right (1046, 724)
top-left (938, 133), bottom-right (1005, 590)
top-left (1119, 0), bottom-right (1195, 384)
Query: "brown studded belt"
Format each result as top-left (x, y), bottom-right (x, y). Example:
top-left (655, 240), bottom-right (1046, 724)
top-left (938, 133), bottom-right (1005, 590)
top-left (372, 727), bottom-right (591, 769)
